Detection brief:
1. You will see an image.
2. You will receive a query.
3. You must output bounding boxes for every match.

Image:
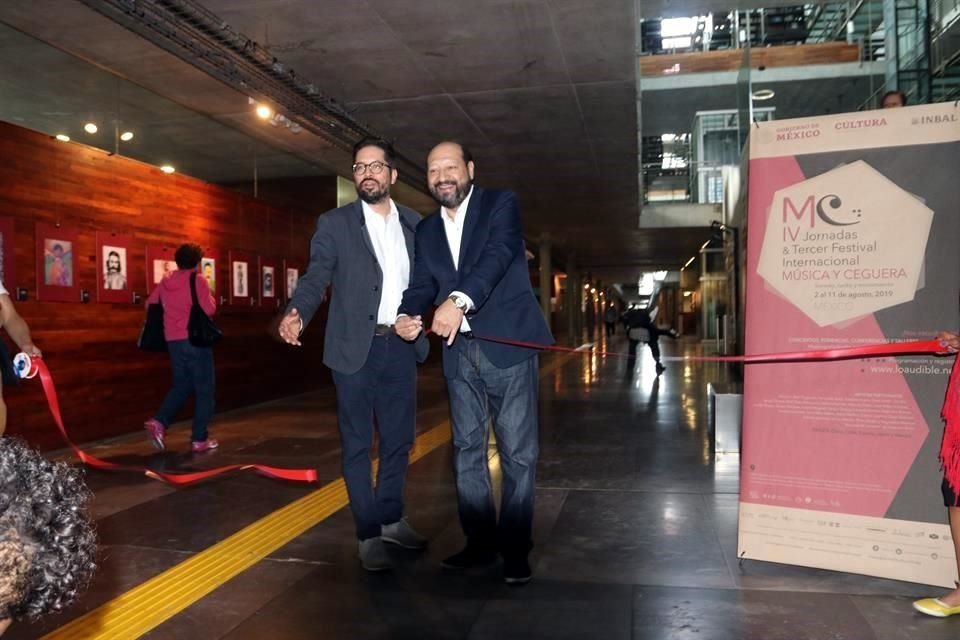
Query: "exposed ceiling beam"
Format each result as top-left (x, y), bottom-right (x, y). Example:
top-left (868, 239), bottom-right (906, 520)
top-left (75, 0), bottom-right (428, 189)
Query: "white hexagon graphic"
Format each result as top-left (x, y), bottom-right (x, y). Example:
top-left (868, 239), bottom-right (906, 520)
top-left (757, 161), bottom-right (933, 327)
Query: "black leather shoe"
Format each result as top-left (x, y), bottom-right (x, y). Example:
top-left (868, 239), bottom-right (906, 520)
top-left (503, 556), bottom-right (532, 585)
top-left (441, 546), bottom-right (498, 570)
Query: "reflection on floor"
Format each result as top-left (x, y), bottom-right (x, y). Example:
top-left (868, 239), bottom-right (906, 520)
top-left (8, 330), bottom-right (957, 639)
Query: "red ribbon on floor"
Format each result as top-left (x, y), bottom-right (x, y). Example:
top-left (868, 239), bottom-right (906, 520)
top-left (32, 359), bottom-right (318, 486)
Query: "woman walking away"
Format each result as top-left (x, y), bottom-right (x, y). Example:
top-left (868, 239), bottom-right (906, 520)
top-left (143, 243), bottom-right (219, 453)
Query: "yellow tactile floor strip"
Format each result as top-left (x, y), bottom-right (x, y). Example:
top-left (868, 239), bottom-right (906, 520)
top-left (44, 351), bottom-right (576, 640)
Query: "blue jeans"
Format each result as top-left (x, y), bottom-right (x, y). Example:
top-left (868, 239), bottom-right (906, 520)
top-left (154, 340), bottom-right (215, 442)
top-left (332, 333), bottom-right (416, 541)
top-left (447, 339), bottom-right (539, 558)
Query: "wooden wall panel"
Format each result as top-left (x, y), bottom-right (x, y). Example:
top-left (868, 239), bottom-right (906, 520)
top-left (0, 121), bottom-right (336, 449)
top-left (639, 42), bottom-right (861, 76)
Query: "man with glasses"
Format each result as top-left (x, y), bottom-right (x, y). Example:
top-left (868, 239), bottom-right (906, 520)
top-left (278, 137), bottom-right (429, 571)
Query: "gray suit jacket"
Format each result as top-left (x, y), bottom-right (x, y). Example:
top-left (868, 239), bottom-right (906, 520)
top-left (288, 200), bottom-right (428, 375)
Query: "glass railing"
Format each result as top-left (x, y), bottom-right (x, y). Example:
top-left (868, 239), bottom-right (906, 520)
top-left (932, 0), bottom-right (960, 30)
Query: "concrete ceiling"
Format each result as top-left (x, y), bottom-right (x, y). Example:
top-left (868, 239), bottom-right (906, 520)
top-left (0, 0), bottom-right (842, 280)
top-left (202, 0), bottom-right (642, 262)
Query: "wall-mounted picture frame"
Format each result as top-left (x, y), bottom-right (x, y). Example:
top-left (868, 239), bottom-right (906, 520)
top-left (229, 250), bottom-right (255, 305)
top-left (0, 217), bottom-right (16, 291)
top-left (259, 257), bottom-right (279, 309)
top-left (146, 245), bottom-right (177, 296)
top-left (283, 258), bottom-right (303, 304)
top-left (97, 232), bottom-right (134, 303)
top-left (200, 247), bottom-right (221, 298)
top-left (36, 222), bottom-right (81, 302)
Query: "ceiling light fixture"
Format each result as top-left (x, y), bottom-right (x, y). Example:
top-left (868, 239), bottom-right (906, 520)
top-left (55, 134), bottom-right (70, 142)
top-left (160, 165), bottom-right (176, 174)
top-left (256, 104), bottom-right (273, 119)
top-left (751, 89), bottom-right (775, 101)
top-left (84, 123), bottom-right (98, 134)
top-left (120, 131), bottom-right (134, 141)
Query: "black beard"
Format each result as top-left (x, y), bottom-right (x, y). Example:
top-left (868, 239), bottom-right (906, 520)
top-left (430, 179), bottom-right (472, 209)
top-left (107, 266), bottom-right (120, 273)
top-left (357, 182), bottom-right (389, 205)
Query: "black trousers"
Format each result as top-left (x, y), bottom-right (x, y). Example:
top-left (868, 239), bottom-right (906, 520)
top-left (332, 333), bottom-right (417, 540)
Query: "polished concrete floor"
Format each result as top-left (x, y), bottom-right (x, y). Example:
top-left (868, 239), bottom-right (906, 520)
top-left (9, 330), bottom-right (959, 639)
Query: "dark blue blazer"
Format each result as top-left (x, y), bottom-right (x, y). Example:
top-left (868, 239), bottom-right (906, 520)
top-left (398, 187), bottom-right (553, 378)
top-left (288, 200), bottom-right (428, 375)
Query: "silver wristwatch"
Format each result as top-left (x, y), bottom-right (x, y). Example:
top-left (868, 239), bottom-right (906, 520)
top-left (448, 294), bottom-right (469, 312)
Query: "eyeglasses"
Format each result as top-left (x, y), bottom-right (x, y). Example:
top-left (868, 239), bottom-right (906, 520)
top-left (352, 161), bottom-right (391, 175)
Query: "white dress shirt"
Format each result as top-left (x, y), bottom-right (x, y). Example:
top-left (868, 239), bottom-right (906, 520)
top-left (442, 186), bottom-right (475, 332)
top-left (362, 199), bottom-right (410, 325)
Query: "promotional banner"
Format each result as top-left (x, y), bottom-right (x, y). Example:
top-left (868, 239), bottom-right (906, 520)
top-left (739, 103), bottom-right (960, 586)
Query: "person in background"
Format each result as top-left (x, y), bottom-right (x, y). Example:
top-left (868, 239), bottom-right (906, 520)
top-left (0, 438), bottom-right (96, 637)
top-left (881, 89), bottom-right (907, 108)
top-left (0, 283), bottom-right (41, 436)
top-left (914, 330), bottom-right (960, 617)
top-left (623, 304), bottom-right (678, 375)
top-left (143, 243), bottom-right (219, 453)
top-left (603, 303), bottom-right (618, 337)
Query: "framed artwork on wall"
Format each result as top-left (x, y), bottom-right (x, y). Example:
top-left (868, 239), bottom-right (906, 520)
top-left (282, 258), bottom-right (303, 304)
top-left (36, 222), bottom-right (81, 302)
top-left (0, 217), bottom-right (15, 291)
top-left (200, 247), bottom-right (221, 299)
top-left (259, 257), bottom-right (279, 309)
top-left (96, 232), bottom-right (134, 303)
top-left (146, 245), bottom-right (177, 295)
top-left (229, 250), bottom-right (255, 305)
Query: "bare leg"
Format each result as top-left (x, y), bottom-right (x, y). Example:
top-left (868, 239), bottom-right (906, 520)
top-left (940, 507), bottom-right (960, 606)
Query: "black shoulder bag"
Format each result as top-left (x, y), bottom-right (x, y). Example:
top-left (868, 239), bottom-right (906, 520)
top-left (188, 272), bottom-right (222, 347)
top-left (137, 295), bottom-right (167, 352)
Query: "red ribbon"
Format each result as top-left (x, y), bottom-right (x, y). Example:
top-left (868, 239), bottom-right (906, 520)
top-left (464, 332), bottom-right (960, 501)
top-left (34, 359), bottom-right (317, 486)
top-left (30, 331), bottom-right (957, 489)
top-left (470, 334), bottom-right (947, 363)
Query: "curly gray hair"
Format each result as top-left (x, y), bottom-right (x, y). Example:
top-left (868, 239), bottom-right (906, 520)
top-left (0, 438), bottom-right (96, 621)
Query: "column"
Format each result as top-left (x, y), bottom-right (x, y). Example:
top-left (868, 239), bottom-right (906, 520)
top-left (539, 232), bottom-right (552, 326)
top-left (566, 256), bottom-right (578, 342)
